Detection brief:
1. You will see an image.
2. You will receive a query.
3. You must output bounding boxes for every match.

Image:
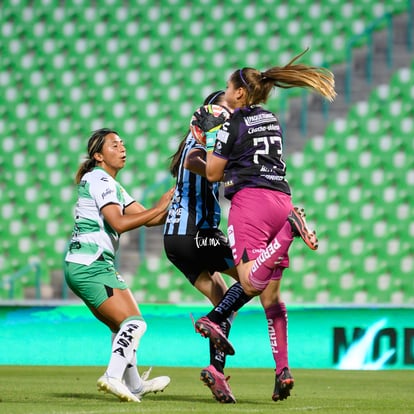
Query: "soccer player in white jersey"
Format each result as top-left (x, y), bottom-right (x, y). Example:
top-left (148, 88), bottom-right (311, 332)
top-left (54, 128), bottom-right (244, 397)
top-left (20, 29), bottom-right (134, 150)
top-left (64, 128), bottom-right (174, 402)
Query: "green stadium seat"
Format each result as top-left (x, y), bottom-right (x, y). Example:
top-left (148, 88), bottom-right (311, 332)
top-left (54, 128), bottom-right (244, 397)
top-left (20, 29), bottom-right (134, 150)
top-left (37, 236), bottom-right (66, 269)
top-left (323, 202), bottom-right (351, 225)
top-left (393, 67), bottom-right (414, 89)
top-left (2, 1), bottom-right (413, 302)
top-left (337, 287), bottom-right (367, 305)
top-left (390, 115), bottom-right (414, 139)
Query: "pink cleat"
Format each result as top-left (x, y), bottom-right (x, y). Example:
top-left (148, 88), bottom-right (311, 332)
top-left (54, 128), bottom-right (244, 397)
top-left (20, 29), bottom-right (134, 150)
top-left (195, 316), bottom-right (235, 355)
top-left (272, 367), bottom-right (294, 401)
top-left (288, 206), bottom-right (318, 250)
top-left (200, 365), bottom-right (236, 403)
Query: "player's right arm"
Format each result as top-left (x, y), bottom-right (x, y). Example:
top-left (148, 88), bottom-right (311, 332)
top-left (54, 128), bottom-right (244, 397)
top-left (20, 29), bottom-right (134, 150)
top-left (102, 187), bottom-right (174, 233)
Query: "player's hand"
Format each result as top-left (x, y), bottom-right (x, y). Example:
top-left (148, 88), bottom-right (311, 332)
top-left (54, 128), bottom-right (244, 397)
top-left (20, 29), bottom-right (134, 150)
top-left (155, 187), bottom-right (175, 212)
top-left (192, 106), bottom-right (226, 133)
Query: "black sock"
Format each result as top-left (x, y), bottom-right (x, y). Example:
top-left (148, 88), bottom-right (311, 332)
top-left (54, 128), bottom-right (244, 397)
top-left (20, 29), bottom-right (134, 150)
top-left (210, 320), bottom-right (231, 373)
top-left (207, 282), bottom-right (253, 324)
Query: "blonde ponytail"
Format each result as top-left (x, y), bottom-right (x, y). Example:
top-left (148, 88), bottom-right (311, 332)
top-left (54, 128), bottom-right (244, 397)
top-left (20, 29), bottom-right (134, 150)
top-left (232, 49), bottom-right (336, 105)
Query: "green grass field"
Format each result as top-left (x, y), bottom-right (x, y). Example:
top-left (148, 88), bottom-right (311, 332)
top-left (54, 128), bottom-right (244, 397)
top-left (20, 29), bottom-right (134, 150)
top-left (0, 366), bottom-right (413, 414)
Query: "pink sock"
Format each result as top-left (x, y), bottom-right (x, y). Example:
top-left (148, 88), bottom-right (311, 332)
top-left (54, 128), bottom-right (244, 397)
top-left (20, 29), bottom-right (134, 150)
top-left (248, 221), bottom-right (293, 291)
top-left (265, 302), bottom-right (289, 375)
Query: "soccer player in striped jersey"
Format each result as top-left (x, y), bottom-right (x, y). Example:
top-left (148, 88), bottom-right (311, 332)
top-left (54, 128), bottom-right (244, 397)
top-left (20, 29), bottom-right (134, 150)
top-left (164, 91), bottom-right (248, 403)
top-left (64, 128), bottom-right (174, 403)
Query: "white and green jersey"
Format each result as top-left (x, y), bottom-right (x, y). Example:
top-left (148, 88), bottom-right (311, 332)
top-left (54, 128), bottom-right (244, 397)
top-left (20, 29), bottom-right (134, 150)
top-left (65, 167), bottom-right (134, 265)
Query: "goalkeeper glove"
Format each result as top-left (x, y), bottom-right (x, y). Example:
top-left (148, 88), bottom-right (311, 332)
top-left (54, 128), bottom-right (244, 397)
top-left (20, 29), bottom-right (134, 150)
top-left (191, 105), bottom-right (226, 133)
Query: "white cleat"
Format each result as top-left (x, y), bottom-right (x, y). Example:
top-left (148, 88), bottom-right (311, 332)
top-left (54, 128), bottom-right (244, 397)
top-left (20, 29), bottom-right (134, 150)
top-left (132, 368), bottom-right (171, 400)
top-left (97, 374), bottom-right (141, 402)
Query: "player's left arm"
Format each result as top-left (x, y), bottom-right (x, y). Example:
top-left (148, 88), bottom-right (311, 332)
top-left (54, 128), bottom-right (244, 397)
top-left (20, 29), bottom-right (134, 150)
top-left (205, 152), bottom-right (227, 182)
top-left (184, 148), bottom-right (206, 177)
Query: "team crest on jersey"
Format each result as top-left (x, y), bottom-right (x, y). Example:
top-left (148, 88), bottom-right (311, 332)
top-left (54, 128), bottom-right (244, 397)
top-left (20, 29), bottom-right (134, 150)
top-left (216, 129), bottom-right (229, 143)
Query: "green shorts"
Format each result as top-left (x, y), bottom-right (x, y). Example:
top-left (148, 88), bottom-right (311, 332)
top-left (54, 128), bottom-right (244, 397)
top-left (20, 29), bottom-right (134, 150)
top-left (64, 256), bottom-right (128, 309)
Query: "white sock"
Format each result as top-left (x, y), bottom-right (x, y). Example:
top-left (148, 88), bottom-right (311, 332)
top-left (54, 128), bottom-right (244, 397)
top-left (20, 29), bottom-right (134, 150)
top-left (110, 331), bottom-right (144, 390)
top-left (123, 349), bottom-right (144, 392)
top-left (105, 317), bottom-right (147, 380)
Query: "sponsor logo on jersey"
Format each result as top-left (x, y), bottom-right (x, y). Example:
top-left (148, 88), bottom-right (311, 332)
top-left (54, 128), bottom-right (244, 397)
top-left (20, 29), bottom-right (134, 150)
top-left (194, 232), bottom-right (222, 248)
top-left (260, 165), bottom-right (278, 173)
top-left (252, 248), bottom-right (265, 254)
top-left (227, 225), bottom-right (236, 260)
top-left (248, 124), bottom-right (280, 134)
top-left (116, 272), bottom-right (125, 283)
top-left (102, 188), bottom-right (114, 199)
top-left (166, 207), bottom-right (182, 224)
top-left (243, 112), bottom-right (277, 126)
top-left (261, 174), bottom-right (285, 181)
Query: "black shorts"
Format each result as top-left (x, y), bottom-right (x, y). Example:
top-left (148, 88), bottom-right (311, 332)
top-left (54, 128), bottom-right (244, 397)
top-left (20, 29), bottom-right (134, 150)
top-left (164, 228), bottom-right (235, 285)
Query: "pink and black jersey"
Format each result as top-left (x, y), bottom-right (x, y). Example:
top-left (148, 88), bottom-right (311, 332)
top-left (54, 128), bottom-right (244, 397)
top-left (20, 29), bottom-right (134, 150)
top-left (213, 105), bottom-right (291, 200)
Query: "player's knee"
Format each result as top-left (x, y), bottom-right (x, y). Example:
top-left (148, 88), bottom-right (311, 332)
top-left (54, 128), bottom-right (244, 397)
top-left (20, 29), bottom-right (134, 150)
top-left (240, 279), bottom-right (262, 297)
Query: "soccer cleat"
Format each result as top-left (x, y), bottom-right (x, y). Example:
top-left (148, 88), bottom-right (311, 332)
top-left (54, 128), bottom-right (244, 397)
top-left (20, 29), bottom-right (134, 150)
top-left (194, 316), bottom-right (235, 356)
top-left (132, 374), bottom-right (171, 400)
top-left (97, 374), bottom-right (140, 402)
top-left (272, 367), bottom-right (294, 401)
top-left (200, 365), bottom-right (236, 403)
top-left (288, 206), bottom-right (318, 250)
